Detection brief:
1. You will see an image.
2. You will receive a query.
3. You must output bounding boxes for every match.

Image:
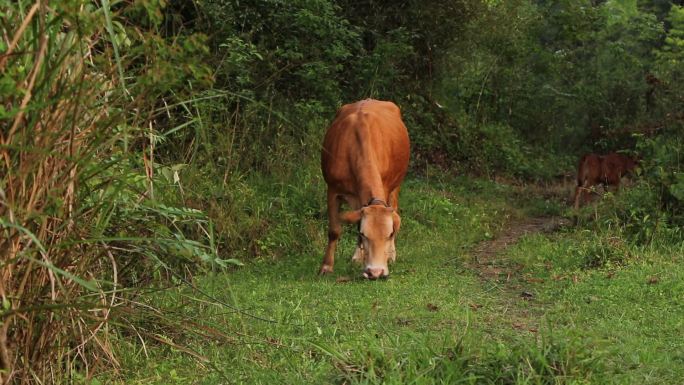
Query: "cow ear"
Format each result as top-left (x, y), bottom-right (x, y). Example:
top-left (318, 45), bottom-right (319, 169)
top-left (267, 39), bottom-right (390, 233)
top-left (392, 211), bottom-right (401, 232)
top-left (340, 209), bottom-right (363, 224)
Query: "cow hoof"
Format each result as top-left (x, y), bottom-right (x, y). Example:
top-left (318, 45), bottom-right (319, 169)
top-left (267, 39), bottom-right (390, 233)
top-left (319, 265), bottom-right (334, 275)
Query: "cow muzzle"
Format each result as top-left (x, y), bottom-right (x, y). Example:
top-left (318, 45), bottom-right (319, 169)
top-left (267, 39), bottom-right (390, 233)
top-left (363, 266), bottom-right (388, 280)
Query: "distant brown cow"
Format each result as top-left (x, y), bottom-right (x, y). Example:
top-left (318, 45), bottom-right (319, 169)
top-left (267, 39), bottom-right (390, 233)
top-left (320, 99), bottom-right (410, 279)
top-left (573, 152), bottom-right (638, 209)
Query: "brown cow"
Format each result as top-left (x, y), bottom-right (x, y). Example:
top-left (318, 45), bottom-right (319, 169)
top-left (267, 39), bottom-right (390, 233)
top-left (573, 152), bottom-right (638, 209)
top-left (320, 99), bottom-right (410, 279)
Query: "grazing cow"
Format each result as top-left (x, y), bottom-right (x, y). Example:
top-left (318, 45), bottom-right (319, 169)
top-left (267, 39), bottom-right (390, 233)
top-left (320, 99), bottom-right (410, 279)
top-left (573, 152), bottom-right (638, 209)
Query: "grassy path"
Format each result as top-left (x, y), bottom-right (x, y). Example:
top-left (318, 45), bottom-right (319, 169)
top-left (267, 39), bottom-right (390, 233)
top-left (114, 176), bottom-right (684, 384)
top-left (468, 216), bottom-right (570, 335)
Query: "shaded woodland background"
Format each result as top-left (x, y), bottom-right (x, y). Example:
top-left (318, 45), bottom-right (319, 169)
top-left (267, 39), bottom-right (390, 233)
top-left (1, 0), bottom-right (683, 382)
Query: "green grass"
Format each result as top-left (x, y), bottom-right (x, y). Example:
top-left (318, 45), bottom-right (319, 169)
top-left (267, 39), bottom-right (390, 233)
top-left (108, 174), bottom-right (683, 384)
top-left (504, 231), bottom-right (684, 384)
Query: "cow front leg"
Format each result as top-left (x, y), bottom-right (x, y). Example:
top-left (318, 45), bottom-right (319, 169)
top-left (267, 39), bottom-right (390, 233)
top-left (387, 239), bottom-right (397, 263)
top-left (575, 180), bottom-right (596, 208)
top-left (320, 191), bottom-right (341, 275)
top-left (573, 184), bottom-right (583, 210)
top-left (609, 179), bottom-right (621, 195)
top-left (351, 225), bottom-right (364, 264)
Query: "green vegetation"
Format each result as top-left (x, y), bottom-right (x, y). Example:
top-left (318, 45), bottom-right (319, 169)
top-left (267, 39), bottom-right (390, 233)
top-left (111, 177), bottom-right (598, 384)
top-left (505, 233), bottom-right (684, 384)
top-left (1, 0), bottom-right (683, 384)
top-left (108, 176), bottom-right (684, 384)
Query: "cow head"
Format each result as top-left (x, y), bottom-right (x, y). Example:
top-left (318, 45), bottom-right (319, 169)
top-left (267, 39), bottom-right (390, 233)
top-left (340, 205), bottom-right (401, 279)
top-left (624, 155), bottom-right (639, 173)
top-left (614, 153), bottom-right (640, 178)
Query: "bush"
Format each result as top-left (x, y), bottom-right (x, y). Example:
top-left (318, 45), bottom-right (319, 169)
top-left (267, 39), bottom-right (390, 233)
top-left (575, 128), bottom-right (684, 250)
top-left (618, 131), bottom-right (684, 244)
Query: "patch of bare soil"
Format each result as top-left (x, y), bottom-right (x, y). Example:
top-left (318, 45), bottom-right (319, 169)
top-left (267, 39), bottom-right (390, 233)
top-left (469, 216), bottom-right (570, 334)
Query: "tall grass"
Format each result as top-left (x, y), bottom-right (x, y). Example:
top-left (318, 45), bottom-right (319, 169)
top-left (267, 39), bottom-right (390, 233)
top-left (0, 2), bottom-right (218, 383)
top-left (1, 3), bottom-right (116, 381)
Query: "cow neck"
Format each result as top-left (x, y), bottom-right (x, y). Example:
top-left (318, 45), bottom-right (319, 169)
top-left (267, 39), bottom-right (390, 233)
top-left (352, 112), bottom-right (387, 206)
top-left (354, 165), bottom-right (386, 206)
top-left (357, 185), bottom-right (386, 207)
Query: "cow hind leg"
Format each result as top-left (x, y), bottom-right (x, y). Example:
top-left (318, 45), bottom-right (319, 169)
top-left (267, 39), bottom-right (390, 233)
top-left (320, 191), bottom-right (342, 275)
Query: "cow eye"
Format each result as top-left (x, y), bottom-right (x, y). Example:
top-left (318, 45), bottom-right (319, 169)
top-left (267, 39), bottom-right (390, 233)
top-left (389, 231), bottom-right (395, 239)
top-left (359, 233), bottom-right (367, 240)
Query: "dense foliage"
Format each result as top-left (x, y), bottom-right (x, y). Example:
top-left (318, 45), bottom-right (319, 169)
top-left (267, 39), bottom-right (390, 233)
top-left (1, 0), bottom-right (683, 383)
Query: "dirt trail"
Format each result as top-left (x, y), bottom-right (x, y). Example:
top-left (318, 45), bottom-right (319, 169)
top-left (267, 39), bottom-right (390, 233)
top-left (469, 216), bottom-right (570, 333)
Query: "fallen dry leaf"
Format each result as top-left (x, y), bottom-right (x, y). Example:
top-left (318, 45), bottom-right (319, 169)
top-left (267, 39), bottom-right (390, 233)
top-left (426, 303), bottom-right (439, 312)
top-left (336, 276), bottom-right (351, 283)
top-left (647, 276), bottom-right (659, 284)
